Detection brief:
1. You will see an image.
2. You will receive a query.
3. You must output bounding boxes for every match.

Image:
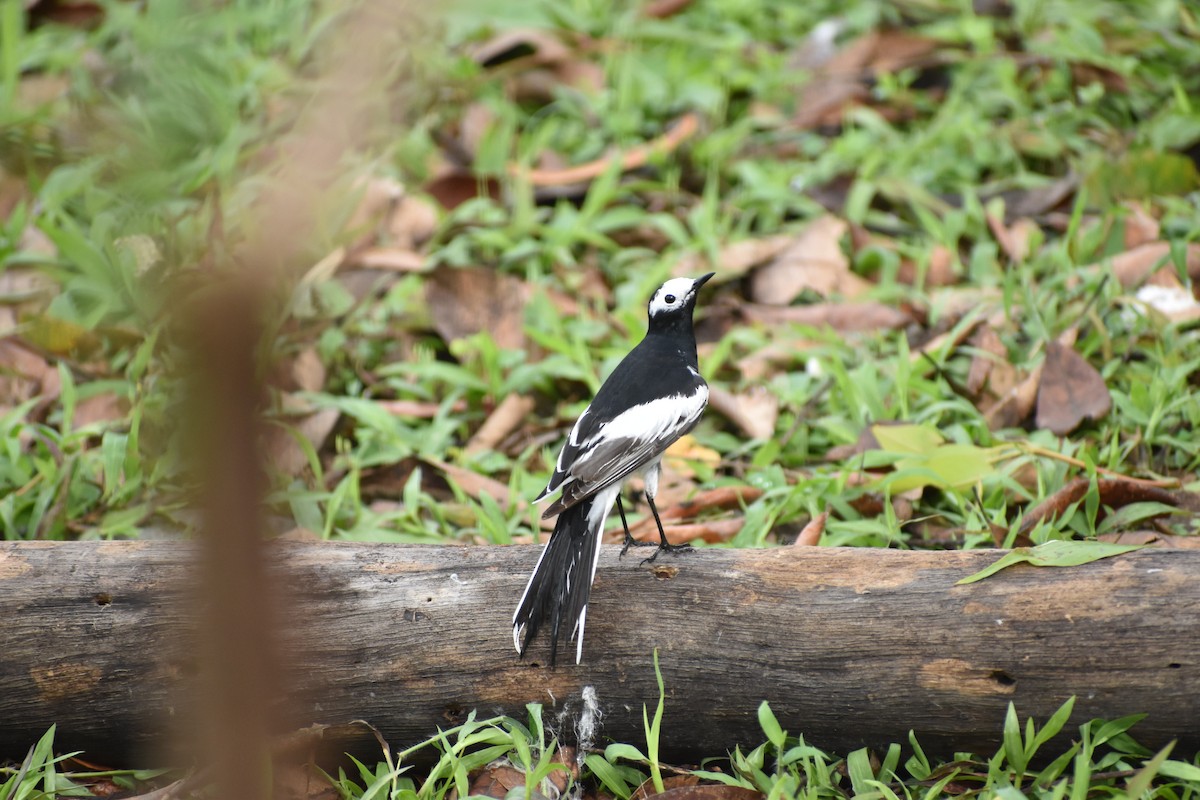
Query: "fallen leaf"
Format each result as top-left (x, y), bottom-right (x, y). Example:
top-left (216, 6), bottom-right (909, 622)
top-left (1035, 340), bottom-right (1111, 435)
top-left (466, 393), bottom-right (536, 455)
top-left (625, 518), bottom-right (743, 546)
top-left (741, 301), bottom-right (911, 332)
top-left (349, 247), bottom-right (425, 272)
top-left (73, 392), bottom-right (128, 428)
top-left (387, 194), bottom-right (438, 251)
top-left (1017, 477), bottom-right (1180, 538)
top-left (0, 340), bottom-right (54, 408)
top-left (750, 216), bottom-right (867, 304)
top-left (468, 762), bottom-right (526, 799)
top-left (425, 265), bottom-right (528, 349)
top-left (672, 234), bottom-right (794, 282)
top-left (987, 214), bottom-right (1040, 262)
top-left (642, 0), bottom-right (696, 18)
top-left (1121, 201), bottom-right (1160, 249)
top-left (988, 173), bottom-right (1079, 220)
top-left (290, 347), bottom-right (326, 393)
top-left (662, 433), bottom-right (722, 478)
top-left (376, 399), bottom-right (465, 417)
top-left (344, 177), bottom-right (405, 240)
top-left (708, 386), bottom-right (778, 440)
top-left (794, 510), bottom-right (828, 546)
top-left (956, 539), bottom-right (1145, 585)
top-left (984, 362), bottom-right (1042, 430)
top-left (1095, 241), bottom-right (1200, 289)
top-left (897, 243), bottom-right (958, 287)
top-left (792, 30), bottom-right (942, 130)
top-left (966, 325), bottom-right (1018, 405)
top-left (1099, 531), bottom-right (1200, 549)
top-left (510, 113), bottom-right (699, 188)
top-left (266, 407), bottom-right (341, 477)
top-left (423, 171), bottom-right (502, 211)
top-left (625, 485), bottom-right (764, 538)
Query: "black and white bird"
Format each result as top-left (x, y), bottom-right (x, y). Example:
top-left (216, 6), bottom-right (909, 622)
top-left (513, 272), bottom-right (715, 666)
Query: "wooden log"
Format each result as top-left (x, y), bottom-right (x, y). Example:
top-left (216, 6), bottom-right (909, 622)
top-left (1, 541), bottom-right (1198, 764)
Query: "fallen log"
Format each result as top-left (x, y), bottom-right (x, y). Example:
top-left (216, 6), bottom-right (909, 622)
top-left (1, 541), bottom-right (1197, 765)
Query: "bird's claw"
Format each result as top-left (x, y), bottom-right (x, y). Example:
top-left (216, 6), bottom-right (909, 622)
top-left (619, 536), bottom-right (658, 558)
top-left (640, 542), bottom-right (693, 565)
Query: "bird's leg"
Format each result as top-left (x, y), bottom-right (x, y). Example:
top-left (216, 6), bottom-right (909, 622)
top-left (617, 494), bottom-right (656, 557)
top-left (638, 491), bottom-right (696, 566)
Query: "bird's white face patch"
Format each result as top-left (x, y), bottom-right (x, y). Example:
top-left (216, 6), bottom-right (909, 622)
top-left (648, 277), bottom-right (697, 317)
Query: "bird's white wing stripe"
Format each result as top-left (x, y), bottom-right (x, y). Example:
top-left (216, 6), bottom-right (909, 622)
top-left (582, 385), bottom-right (708, 451)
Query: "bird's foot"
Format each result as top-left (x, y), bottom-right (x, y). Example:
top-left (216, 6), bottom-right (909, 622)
top-left (619, 534), bottom-right (658, 558)
top-left (640, 541), bottom-right (693, 565)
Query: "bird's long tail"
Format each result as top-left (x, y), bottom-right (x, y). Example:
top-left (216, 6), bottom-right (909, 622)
top-left (513, 495), bottom-right (607, 666)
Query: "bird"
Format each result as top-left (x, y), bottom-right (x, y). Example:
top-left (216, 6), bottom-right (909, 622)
top-left (512, 272), bottom-right (715, 666)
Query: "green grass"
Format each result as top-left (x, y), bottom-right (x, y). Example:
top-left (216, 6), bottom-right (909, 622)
top-left (2, 0), bottom-right (1199, 794)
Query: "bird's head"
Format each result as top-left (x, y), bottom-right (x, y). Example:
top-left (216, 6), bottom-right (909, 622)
top-left (647, 272), bottom-right (715, 327)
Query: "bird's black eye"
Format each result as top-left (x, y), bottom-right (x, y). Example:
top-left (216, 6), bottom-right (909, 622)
top-left (665, 294), bottom-right (676, 304)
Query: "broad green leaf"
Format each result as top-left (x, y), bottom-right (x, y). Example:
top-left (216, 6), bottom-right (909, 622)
top-left (757, 701), bottom-right (786, 751)
top-left (1158, 759), bottom-right (1200, 782)
top-left (957, 540), bottom-right (1145, 584)
top-left (872, 423), bottom-right (944, 455)
top-left (1096, 501), bottom-right (1183, 535)
top-left (847, 747), bottom-right (874, 795)
top-left (890, 443), bottom-right (999, 491)
top-left (1126, 741), bottom-right (1174, 798)
top-left (604, 743), bottom-right (647, 764)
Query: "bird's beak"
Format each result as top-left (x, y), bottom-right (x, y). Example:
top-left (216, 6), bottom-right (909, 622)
top-left (694, 272), bottom-right (716, 289)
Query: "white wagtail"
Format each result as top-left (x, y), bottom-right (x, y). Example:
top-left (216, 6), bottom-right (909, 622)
top-left (513, 273), bottom-right (715, 666)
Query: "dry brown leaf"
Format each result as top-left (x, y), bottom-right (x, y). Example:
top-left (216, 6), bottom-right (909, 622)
top-left (290, 347), bottom-right (325, 393)
top-left (0, 340), bottom-right (54, 408)
top-left (511, 113), bottom-right (699, 188)
top-left (387, 195), bottom-right (438, 250)
top-left (1122, 201), bottom-right (1160, 249)
top-left (626, 518), bottom-right (743, 546)
top-left (350, 247), bottom-right (424, 272)
top-left (990, 173), bottom-right (1078, 220)
top-left (344, 177), bottom-right (405, 241)
top-left (642, 0), bottom-right (696, 18)
top-left (897, 243), bottom-right (958, 287)
top-left (266, 407), bottom-right (340, 477)
top-left (425, 265), bottom-right (528, 349)
top-left (468, 762), bottom-right (526, 799)
top-left (423, 171), bottom-right (502, 211)
top-left (1018, 477), bottom-right (1179, 537)
top-left (750, 216), bottom-right (868, 304)
top-left (708, 386), bottom-right (778, 440)
top-left (466, 393), bottom-right (535, 455)
top-left (637, 782), bottom-right (761, 800)
top-left (376, 399), bottom-right (465, 417)
top-left (469, 27), bottom-right (572, 68)
top-left (73, 392), bottom-right (128, 428)
top-left (672, 234), bottom-right (794, 282)
top-left (1096, 242), bottom-right (1200, 289)
top-left (1099, 531), bottom-right (1200, 549)
top-left (736, 338), bottom-right (820, 382)
top-left (794, 509), bottom-right (828, 546)
top-left (421, 457), bottom-right (515, 508)
top-left (624, 485), bottom-right (764, 538)
top-left (966, 325), bottom-right (1018, 405)
top-left (792, 30), bottom-right (941, 130)
top-left (741, 301), bottom-right (911, 332)
top-left (1035, 340), bottom-right (1111, 435)
top-left (985, 362), bottom-right (1042, 430)
top-left (987, 214), bottom-right (1039, 262)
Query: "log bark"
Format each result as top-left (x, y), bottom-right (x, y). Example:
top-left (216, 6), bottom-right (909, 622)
top-left (1, 541), bottom-right (1198, 764)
